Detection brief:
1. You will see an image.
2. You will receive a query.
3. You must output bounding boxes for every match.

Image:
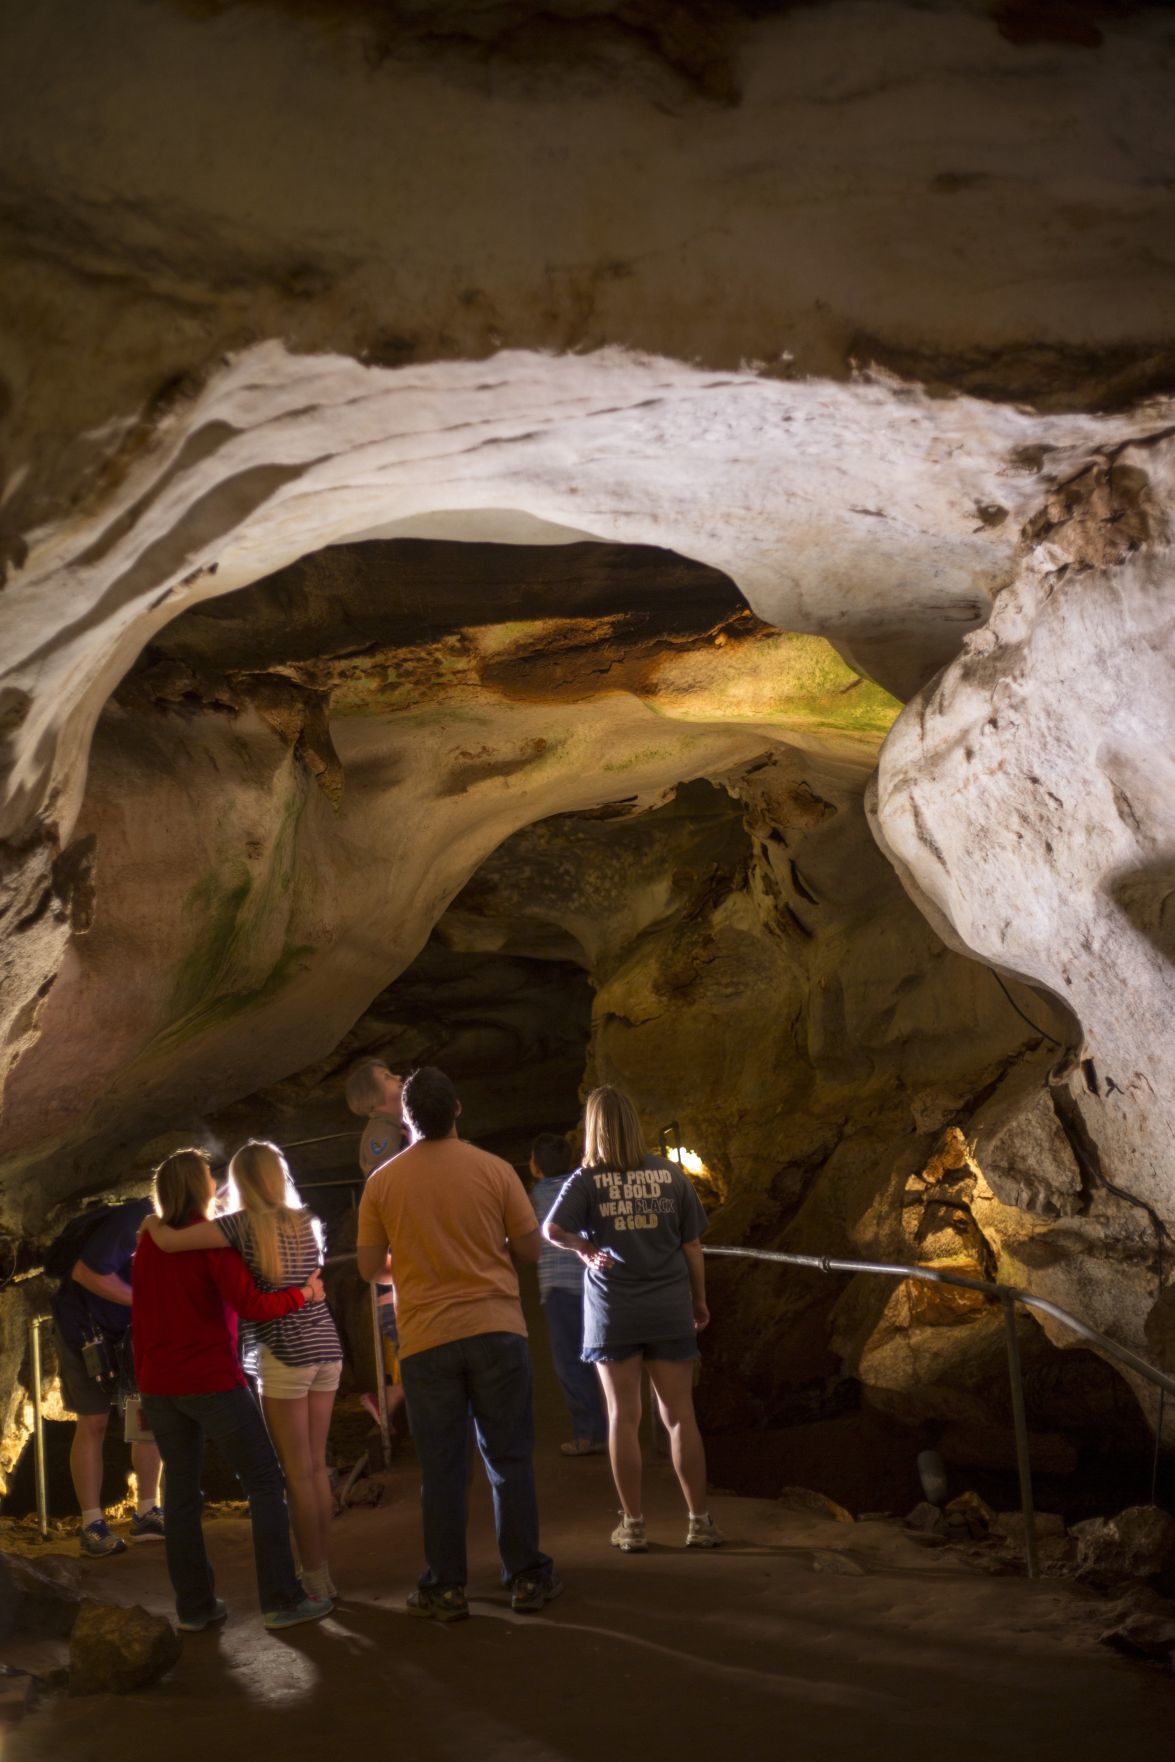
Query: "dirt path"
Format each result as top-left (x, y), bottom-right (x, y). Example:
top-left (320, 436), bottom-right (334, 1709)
top-left (8, 1319), bottom-right (1172, 1759)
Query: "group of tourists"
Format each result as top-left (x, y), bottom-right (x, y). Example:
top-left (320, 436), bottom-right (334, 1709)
top-left (47, 1065), bottom-right (722, 1634)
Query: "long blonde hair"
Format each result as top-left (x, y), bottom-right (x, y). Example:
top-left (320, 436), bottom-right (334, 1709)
top-left (582, 1086), bottom-right (648, 1174)
top-left (154, 1149), bottom-right (214, 1227)
top-left (226, 1140), bottom-right (314, 1283)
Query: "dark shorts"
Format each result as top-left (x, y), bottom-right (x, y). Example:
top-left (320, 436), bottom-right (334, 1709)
top-left (583, 1336), bottom-right (699, 1365)
top-left (54, 1327), bottom-right (120, 1418)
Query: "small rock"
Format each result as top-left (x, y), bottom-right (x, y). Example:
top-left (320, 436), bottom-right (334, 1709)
top-left (904, 1501), bottom-right (948, 1537)
top-left (809, 1550), bottom-right (867, 1575)
top-left (0, 1552), bottom-right (84, 1640)
top-left (945, 1490), bottom-right (996, 1540)
top-left (778, 1487), bottom-right (855, 1524)
top-left (69, 1600), bottom-right (180, 1696)
top-left (1071, 1506), bottom-right (1175, 1581)
top-left (341, 1469), bottom-right (398, 1508)
top-left (1100, 1613), bottom-right (1175, 1667)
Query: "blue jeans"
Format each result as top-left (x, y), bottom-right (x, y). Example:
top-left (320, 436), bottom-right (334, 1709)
top-left (143, 1387), bottom-right (301, 1621)
top-left (399, 1331), bottom-right (552, 1591)
top-left (542, 1289), bottom-right (607, 1442)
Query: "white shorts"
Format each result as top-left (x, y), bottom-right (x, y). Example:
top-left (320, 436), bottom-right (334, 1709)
top-left (255, 1345), bottom-right (342, 1400)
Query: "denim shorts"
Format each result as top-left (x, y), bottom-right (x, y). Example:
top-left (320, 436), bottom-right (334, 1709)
top-left (583, 1336), bottom-right (699, 1364)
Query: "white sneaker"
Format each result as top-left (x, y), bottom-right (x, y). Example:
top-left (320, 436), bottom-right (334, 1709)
top-left (610, 1514), bottom-right (647, 1553)
top-left (686, 1512), bottom-right (725, 1548)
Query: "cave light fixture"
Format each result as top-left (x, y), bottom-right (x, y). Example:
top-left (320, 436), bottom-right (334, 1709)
top-left (666, 1145), bottom-right (707, 1177)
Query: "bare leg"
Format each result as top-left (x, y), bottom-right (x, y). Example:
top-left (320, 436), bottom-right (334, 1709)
top-left (306, 1390), bottom-right (337, 1571)
top-left (594, 1358), bottom-right (644, 1518)
top-left (132, 1442), bottom-right (162, 1505)
top-left (647, 1359), bottom-right (708, 1514)
top-left (262, 1395), bottom-right (325, 1574)
top-left (70, 1414), bottom-right (109, 1513)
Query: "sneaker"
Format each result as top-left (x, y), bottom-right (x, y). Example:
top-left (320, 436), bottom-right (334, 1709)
top-left (80, 1519), bottom-right (127, 1558)
top-left (511, 1568), bottom-right (563, 1613)
top-left (263, 1594), bottom-right (334, 1631)
top-left (560, 1438), bottom-right (607, 1457)
top-left (130, 1506), bottom-right (166, 1542)
top-left (178, 1598), bottom-right (228, 1633)
top-left (686, 1512), bottom-right (725, 1548)
top-left (406, 1585), bottom-right (469, 1624)
top-left (610, 1514), bottom-right (647, 1553)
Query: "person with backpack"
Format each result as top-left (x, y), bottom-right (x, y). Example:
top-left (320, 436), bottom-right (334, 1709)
top-left (47, 1196), bottom-right (164, 1557)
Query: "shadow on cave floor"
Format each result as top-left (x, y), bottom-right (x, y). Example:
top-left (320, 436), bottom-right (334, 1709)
top-left (6, 1279), bottom-right (1174, 1762)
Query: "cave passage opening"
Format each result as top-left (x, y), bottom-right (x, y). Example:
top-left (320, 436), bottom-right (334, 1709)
top-left (0, 530), bottom-right (1160, 1527)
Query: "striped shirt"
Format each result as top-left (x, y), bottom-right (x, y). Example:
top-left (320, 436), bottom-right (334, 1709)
top-left (215, 1209), bottom-right (342, 1370)
top-left (530, 1175), bottom-right (588, 1299)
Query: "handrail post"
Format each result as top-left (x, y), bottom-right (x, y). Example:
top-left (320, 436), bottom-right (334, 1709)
top-left (30, 1316), bottom-right (49, 1541)
top-left (368, 1284), bottom-right (391, 1468)
top-left (1001, 1294), bottom-right (1039, 1581)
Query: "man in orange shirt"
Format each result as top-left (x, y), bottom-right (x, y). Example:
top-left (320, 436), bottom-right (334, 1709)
top-left (357, 1065), bottom-right (559, 1622)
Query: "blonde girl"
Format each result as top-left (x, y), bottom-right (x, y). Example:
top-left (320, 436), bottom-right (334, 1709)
top-left (542, 1085), bottom-right (723, 1553)
top-left (142, 1139), bottom-right (342, 1598)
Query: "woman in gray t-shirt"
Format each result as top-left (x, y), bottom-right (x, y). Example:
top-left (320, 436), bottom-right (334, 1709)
top-left (544, 1086), bottom-right (723, 1555)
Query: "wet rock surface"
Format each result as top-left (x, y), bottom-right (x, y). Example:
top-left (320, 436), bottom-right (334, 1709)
top-left (0, 1553), bottom-right (82, 1641)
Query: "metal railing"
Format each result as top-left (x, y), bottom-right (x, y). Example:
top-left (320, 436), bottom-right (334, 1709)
top-left (24, 1148), bottom-right (1175, 1575)
top-left (702, 1244), bottom-right (1175, 1578)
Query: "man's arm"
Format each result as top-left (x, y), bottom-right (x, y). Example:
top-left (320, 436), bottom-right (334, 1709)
top-left (357, 1243), bottom-right (392, 1284)
top-left (682, 1239), bottom-right (709, 1331)
top-left (508, 1226), bottom-right (542, 1265)
top-left (71, 1261), bottom-right (133, 1306)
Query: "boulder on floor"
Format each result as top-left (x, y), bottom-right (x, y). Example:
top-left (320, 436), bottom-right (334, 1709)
top-left (68, 1601), bottom-right (180, 1696)
top-left (1071, 1506), bottom-right (1175, 1583)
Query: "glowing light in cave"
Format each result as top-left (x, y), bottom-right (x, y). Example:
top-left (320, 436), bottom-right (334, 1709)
top-left (667, 1146), bottom-right (706, 1176)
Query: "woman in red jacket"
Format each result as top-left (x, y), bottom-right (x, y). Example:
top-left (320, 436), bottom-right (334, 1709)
top-left (133, 1147), bottom-right (331, 1633)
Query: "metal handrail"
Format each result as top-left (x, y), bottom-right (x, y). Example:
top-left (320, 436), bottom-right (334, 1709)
top-left (702, 1244), bottom-right (1175, 1578)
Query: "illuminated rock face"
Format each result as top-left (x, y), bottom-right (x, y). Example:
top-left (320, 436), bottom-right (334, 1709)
top-left (2, 0), bottom-right (1175, 1486)
top-left (873, 450), bottom-right (1175, 1422)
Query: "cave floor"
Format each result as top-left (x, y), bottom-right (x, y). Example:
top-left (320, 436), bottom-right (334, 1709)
top-left (8, 1336), bottom-right (1172, 1761)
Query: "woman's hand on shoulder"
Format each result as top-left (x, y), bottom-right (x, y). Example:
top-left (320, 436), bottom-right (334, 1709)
top-left (138, 1214), bottom-right (161, 1239)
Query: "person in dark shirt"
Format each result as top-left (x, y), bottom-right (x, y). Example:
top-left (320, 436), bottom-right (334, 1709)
top-left (50, 1196), bottom-right (164, 1558)
top-left (544, 1085), bottom-right (723, 1554)
top-left (528, 1133), bottom-right (607, 1457)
